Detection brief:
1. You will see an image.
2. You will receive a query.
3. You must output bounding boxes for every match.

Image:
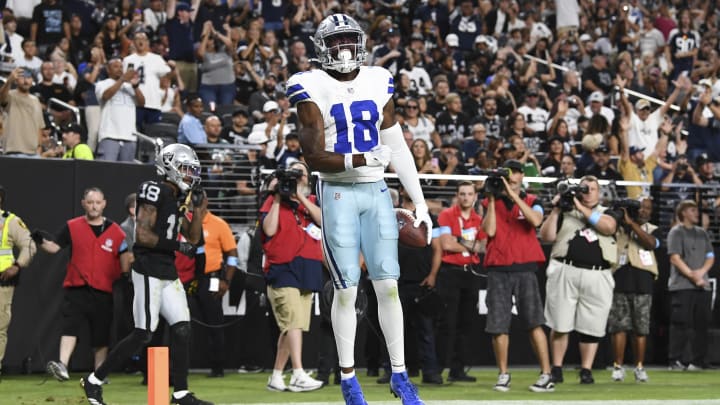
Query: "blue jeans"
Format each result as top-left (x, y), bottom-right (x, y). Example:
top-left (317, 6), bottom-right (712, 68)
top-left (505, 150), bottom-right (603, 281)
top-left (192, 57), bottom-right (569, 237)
top-left (199, 83), bottom-right (236, 106)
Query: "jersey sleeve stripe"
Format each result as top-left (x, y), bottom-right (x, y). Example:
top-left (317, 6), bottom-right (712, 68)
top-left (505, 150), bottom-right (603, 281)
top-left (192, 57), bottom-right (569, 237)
top-left (286, 83), bottom-right (305, 95)
top-left (289, 92), bottom-right (311, 105)
top-left (387, 77), bottom-right (394, 94)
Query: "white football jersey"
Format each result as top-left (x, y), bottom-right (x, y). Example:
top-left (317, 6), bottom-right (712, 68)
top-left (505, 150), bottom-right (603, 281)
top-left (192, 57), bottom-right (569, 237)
top-left (123, 52), bottom-right (171, 110)
top-left (286, 66), bottom-right (394, 183)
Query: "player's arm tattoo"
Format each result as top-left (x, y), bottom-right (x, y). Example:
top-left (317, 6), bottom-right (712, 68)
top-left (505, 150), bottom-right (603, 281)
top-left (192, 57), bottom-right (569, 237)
top-left (135, 202), bottom-right (160, 248)
top-left (298, 101), bottom-right (366, 172)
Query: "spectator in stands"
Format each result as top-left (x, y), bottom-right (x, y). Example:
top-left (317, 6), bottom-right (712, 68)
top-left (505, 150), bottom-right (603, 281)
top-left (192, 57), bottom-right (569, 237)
top-left (482, 159), bottom-right (554, 393)
top-left (619, 114), bottom-right (671, 199)
top-left (275, 133), bottom-right (302, 169)
top-left (166, 0), bottom-right (199, 93)
top-left (32, 60), bottom-right (75, 125)
top-left (248, 100), bottom-right (290, 161)
top-left (193, 0), bottom-right (230, 43)
top-left (540, 136), bottom-right (565, 178)
top-left (61, 122), bottom-right (93, 160)
top-left (0, 67), bottom-right (44, 156)
top-left (581, 53), bottom-right (613, 101)
top-left (463, 123), bottom-right (489, 165)
top-left (260, 161), bottom-right (324, 393)
top-left (436, 181), bottom-right (486, 382)
top-left (540, 175), bottom-right (621, 385)
top-left (559, 155), bottom-right (577, 179)
top-left (285, 37), bottom-right (308, 76)
top-left (124, 30), bottom-right (172, 130)
top-left (35, 187), bottom-right (129, 382)
top-left (2, 15), bottom-right (25, 63)
top-left (404, 97), bottom-right (439, 149)
top-left (178, 94), bottom-right (207, 145)
top-left (248, 73), bottom-right (278, 121)
top-left (283, 1), bottom-right (321, 59)
top-left (665, 9), bottom-right (699, 81)
top-left (585, 144), bottom-right (623, 181)
top-left (461, 76), bottom-right (483, 118)
top-left (31, 0), bottom-right (69, 57)
top-left (426, 76), bottom-right (450, 118)
top-left (584, 91), bottom-right (614, 129)
top-left (159, 71), bottom-right (185, 116)
top-left (667, 200), bottom-right (714, 370)
top-left (689, 82), bottom-right (720, 161)
top-left (475, 96), bottom-right (506, 140)
top-left (518, 87), bottom-right (549, 138)
top-left (0, 185), bottom-right (36, 377)
top-left (95, 58), bottom-right (144, 162)
top-left (197, 20), bottom-right (235, 105)
top-left (660, 154), bottom-right (703, 190)
top-left (436, 92), bottom-right (471, 146)
top-left (143, 0), bottom-right (168, 34)
top-left (221, 108), bottom-right (251, 144)
top-left (608, 196), bottom-right (660, 383)
top-left (73, 46), bottom-right (105, 152)
top-left (14, 39), bottom-right (43, 76)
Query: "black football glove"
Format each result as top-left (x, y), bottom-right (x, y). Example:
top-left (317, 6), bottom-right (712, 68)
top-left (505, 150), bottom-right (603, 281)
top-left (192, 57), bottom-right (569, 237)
top-left (190, 185), bottom-right (205, 207)
top-left (178, 242), bottom-right (197, 258)
top-left (31, 229), bottom-right (53, 245)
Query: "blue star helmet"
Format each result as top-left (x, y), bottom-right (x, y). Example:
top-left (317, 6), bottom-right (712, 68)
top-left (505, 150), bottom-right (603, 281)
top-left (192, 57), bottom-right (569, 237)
top-left (313, 13), bottom-right (367, 74)
top-left (155, 142), bottom-right (201, 193)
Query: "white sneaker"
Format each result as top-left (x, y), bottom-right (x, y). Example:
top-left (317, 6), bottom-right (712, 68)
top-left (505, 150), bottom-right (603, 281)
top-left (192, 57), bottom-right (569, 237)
top-left (529, 373), bottom-right (555, 393)
top-left (267, 375), bottom-right (287, 392)
top-left (634, 367), bottom-right (649, 382)
top-left (288, 371), bottom-right (323, 392)
top-left (493, 373), bottom-right (511, 392)
top-left (611, 365), bottom-right (625, 382)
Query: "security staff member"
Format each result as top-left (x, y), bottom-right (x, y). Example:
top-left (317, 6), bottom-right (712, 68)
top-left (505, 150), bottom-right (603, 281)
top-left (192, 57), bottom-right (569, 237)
top-left (0, 185), bottom-right (35, 375)
top-left (608, 197), bottom-right (660, 383)
top-left (539, 175), bottom-right (620, 385)
top-left (436, 181), bottom-right (486, 382)
top-left (481, 160), bottom-right (553, 392)
top-left (194, 196), bottom-right (237, 378)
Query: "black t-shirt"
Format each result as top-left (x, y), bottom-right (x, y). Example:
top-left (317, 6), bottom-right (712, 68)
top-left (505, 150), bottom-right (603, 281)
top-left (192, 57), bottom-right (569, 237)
top-left (31, 82), bottom-right (73, 105)
top-left (581, 65), bottom-right (613, 99)
top-left (613, 228), bottom-right (661, 294)
top-left (32, 2), bottom-right (68, 47)
top-left (398, 216), bottom-right (438, 283)
top-left (133, 180), bottom-right (182, 280)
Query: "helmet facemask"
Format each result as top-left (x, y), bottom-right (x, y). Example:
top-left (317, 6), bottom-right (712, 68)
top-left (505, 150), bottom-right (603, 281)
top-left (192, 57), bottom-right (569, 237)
top-left (156, 144), bottom-right (202, 193)
top-left (314, 14), bottom-right (367, 74)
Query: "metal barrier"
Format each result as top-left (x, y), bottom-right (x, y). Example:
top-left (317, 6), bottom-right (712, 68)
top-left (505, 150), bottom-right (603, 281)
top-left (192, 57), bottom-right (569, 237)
top-left (48, 97), bottom-right (81, 124)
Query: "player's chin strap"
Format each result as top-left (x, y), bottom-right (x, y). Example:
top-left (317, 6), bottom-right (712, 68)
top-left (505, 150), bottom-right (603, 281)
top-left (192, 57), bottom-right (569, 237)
top-left (380, 122), bottom-right (432, 242)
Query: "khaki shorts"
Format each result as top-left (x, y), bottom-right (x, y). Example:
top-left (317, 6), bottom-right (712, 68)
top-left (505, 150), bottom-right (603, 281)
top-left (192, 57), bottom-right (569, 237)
top-left (267, 286), bottom-right (312, 333)
top-left (544, 259), bottom-right (614, 337)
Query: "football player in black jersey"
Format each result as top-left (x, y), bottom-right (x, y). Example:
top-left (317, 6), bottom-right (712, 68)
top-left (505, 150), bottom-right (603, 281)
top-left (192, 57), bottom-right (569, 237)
top-left (81, 143), bottom-right (213, 405)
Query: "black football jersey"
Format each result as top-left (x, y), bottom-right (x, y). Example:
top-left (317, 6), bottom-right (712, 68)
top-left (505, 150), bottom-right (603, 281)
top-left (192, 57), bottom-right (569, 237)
top-left (133, 180), bottom-right (183, 279)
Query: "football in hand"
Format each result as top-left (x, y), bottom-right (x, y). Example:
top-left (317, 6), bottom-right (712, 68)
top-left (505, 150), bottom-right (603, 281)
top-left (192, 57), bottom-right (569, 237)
top-left (396, 208), bottom-right (428, 248)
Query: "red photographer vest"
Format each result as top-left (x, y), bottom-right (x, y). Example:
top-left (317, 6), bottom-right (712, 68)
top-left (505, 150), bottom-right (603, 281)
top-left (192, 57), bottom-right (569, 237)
top-left (65, 217), bottom-right (125, 293)
top-left (482, 194), bottom-right (546, 268)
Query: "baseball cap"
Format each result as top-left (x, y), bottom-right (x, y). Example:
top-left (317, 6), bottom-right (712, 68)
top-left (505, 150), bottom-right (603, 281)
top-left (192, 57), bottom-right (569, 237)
top-left (262, 100), bottom-right (280, 113)
top-left (247, 132), bottom-right (270, 145)
top-left (386, 27), bottom-right (401, 37)
top-left (629, 145), bottom-right (646, 155)
top-left (635, 99), bottom-right (651, 110)
top-left (588, 91), bottom-right (604, 103)
top-left (527, 87), bottom-right (539, 96)
top-left (469, 77), bottom-right (482, 87)
top-left (63, 122), bottom-right (84, 135)
top-left (595, 144), bottom-right (610, 154)
top-left (547, 135), bottom-right (563, 145)
top-left (579, 33), bottom-right (592, 42)
top-left (232, 108), bottom-right (249, 117)
top-left (446, 34), bottom-right (459, 48)
top-left (503, 159), bottom-right (524, 172)
top-left (696, 152), bottom-right (711, 165)
top-left (175, 2), bottom-right (194, 12)
top-left (698, 78), bottom-right (713, 88)
top-left (499, 142), bottom-right (516, 153)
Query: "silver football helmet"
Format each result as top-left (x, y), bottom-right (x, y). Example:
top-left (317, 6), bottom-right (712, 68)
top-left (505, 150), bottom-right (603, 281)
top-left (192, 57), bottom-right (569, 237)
top-left (313, 13), bottom-right (367, 74)
top-left (155, 142), bottom-right (201, 193)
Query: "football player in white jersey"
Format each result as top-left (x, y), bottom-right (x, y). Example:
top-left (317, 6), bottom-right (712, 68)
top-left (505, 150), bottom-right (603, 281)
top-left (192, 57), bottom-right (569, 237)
top-left (286, 13), bottom-right (431, 405)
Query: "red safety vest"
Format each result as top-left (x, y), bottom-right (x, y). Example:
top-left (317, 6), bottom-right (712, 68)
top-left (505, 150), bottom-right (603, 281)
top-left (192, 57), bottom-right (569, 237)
top-left (66, 217), bottom-right (125, 293)
top-left (438, 205), bottom-right (485, 266)
top-left (259, 195), bottom-right (322, 272)
top-left (482, 194), bottom-right (546, 268)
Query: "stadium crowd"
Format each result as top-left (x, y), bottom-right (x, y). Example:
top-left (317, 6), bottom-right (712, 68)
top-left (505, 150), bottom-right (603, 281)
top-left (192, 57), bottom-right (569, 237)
top-left (0, 0), bottom-right (719, 400)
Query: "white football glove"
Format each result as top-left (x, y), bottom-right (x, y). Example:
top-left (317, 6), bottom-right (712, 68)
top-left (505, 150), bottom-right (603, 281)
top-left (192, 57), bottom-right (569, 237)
top-left (363, 145), bottom-right (392, 168)
top-left (413, 203), bottom-right (433, 245)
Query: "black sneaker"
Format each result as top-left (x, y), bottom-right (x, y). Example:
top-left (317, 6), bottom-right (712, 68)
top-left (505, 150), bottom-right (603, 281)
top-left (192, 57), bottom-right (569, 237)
top-left (376, 371), bottom-right (391, 384)
top-left (207, 369), bottom-right (224, 378)
top-left (80, 375), bottom-right (106, 405)
top-left (421, 373), bottom-right (443, 384)
top-left (550, 366), bottom-right (564, 383)
top-left (448, 371), bottom-right (477, 382)
top-left (579, 368), bottom-right (594, 384)
top-left (171, 392), bottom-right (214, 405)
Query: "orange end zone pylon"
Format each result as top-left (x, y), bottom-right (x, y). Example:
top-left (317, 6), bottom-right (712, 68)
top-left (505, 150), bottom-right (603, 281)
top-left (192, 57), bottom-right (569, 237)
top-left (148, 346), bottom-right (169, 405)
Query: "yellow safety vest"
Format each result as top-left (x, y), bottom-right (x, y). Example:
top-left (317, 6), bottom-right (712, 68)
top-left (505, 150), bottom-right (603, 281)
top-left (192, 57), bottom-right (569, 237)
top-left (0, 213), bottom-right (16, 272)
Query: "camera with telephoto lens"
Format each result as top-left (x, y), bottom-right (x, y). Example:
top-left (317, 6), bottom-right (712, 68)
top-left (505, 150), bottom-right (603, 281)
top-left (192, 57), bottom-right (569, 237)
top-left (480, 168), bottom-right (511, 197)
top-left (612, 198), bottom-right (641, 218)
top-left (556, 180), bottom-right (589, 211)
top-left (274, 167), bottom-right (303, 199)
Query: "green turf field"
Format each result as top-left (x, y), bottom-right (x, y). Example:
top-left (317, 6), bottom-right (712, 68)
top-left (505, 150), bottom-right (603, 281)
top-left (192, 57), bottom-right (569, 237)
top-left (1, 368), bottom-right (719, 405)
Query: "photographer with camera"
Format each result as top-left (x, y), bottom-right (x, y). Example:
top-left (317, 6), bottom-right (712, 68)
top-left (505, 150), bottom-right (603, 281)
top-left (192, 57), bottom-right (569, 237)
top-left (481, 160), bottom-right (554, 392)
top-left (259, 161), bottom-right (324, 392)
top-left (435, 181), bottom-right (486, 382)
top-left (540, 175), bottom-right (621, 385)
top-left (607, 197), bottom-right (660, 383)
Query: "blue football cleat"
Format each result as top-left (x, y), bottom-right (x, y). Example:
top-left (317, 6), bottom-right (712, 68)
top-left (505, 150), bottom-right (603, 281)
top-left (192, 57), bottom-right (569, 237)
top-left (340, 376), bottom-right (368, 405)
top-left (390, 371), bottom-right (425, 405)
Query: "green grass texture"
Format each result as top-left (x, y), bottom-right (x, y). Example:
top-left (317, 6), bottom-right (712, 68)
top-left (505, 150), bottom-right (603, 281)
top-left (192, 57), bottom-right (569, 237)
top-left (0, 368), bottom-right (719, 404)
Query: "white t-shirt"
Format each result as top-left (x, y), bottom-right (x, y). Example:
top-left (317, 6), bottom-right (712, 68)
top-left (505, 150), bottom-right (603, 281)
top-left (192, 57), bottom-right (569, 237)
top-left (123, 52), bottom-right (171, 110)
top-left (95, 78), bottom-right (138, 142)
top-left (629, 109), bottom-right (663, 152)
top-left (555, 0), bottom-right (580, 29)
top-left (584, 106), bottom-right (615, 128)
top-left (407, 116), bottom-right (436, 150)
top-left (518, 105), bottom-right (549, 133)
top-left (159, 86), bottom-right (177, 113)
top-left (248, 122), bottom-right (291, 160)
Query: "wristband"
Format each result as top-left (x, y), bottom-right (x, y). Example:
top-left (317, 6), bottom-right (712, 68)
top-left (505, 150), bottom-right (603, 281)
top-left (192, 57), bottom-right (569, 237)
top-left (344, 153), bottom-right (354, 171)
top-left (588, 211), bottom-right (601, 226)
top-left (156, 238), bottom-right (180, 253)
top-left (226, 256), bottom-right (238, 267)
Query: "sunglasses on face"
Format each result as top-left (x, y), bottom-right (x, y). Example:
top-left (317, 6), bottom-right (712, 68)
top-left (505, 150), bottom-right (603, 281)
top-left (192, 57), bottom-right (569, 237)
top-left (406, 105), bottom-right (419, 109)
